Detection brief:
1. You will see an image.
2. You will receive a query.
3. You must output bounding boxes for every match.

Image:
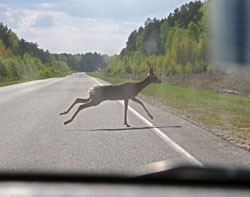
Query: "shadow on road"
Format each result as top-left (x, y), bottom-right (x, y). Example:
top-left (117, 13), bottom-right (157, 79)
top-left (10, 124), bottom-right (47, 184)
top-left (87, 125), bottom-right (181, 132)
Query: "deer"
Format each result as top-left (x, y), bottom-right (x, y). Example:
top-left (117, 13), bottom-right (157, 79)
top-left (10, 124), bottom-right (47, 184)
top-left (60, 62), bottom-right (161, 127)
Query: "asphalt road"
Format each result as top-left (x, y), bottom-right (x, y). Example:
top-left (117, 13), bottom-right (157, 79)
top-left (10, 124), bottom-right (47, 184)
top-left (0, 73), bottom-right (250, 175)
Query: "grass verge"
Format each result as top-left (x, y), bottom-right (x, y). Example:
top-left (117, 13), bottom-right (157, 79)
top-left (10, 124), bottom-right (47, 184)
top-left (0, 79), bottom-right (35, 87)
top-left (88, 72), bottom-right (250, 135)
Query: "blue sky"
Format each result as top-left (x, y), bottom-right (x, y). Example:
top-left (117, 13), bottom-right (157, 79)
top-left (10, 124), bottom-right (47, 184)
top-left (0, 0), bottom-right (191, 55)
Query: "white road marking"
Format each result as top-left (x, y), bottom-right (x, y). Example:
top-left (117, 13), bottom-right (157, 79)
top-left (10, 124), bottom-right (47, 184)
top-left (91, 76), bottom-right (204, 167)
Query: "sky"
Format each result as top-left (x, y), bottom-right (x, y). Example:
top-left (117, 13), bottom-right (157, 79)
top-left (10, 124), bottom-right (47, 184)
top-left (0, 0), bottom-right (191, 55)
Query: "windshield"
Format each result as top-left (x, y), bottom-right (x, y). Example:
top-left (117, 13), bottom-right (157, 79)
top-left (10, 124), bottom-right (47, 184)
top-left (0, 0), bottom-right (249, 176)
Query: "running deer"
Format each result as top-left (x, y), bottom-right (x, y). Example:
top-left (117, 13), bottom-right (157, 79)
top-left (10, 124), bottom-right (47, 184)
top-left (60, 62), bottom-right (161, 127)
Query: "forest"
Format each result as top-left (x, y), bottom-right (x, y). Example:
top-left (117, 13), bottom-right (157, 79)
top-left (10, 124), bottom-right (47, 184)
top-left (0, 23), bottom-right (110, 83)
top-left (1, 1), bottom-right (209, 83)
top-left (105, 1), bottom-right (209, 77)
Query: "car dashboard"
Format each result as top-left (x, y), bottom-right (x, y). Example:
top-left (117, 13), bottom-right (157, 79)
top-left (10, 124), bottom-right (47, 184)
top-left (0, 166), bottom-right (250, 196)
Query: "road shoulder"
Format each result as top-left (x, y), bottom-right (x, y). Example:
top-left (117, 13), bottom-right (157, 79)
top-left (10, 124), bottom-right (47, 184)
top-left (138, 94), bottom-right (250, 151)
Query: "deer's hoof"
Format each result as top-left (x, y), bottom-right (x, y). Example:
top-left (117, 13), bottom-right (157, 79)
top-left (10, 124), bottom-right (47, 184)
top-left (64, 120), bottom-right (71, 125)
top-left (60, 112), bottom-right (66, 115)
top-left (149, 115), bottom-right (153, 119)
top-left (124, 123), bottom-right (130, 127)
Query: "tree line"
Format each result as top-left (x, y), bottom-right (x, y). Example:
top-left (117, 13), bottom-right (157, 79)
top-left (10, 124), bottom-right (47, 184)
top-left (1, 0), bottom-right (209, 83)
top-left (0, 23), bottom-right (110, 83)
top-left (104, 1), bottom-right (210, 77)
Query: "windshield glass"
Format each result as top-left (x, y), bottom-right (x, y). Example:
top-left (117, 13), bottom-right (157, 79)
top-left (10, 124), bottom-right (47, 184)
top-left (0, 0), bottom-right (249, 176)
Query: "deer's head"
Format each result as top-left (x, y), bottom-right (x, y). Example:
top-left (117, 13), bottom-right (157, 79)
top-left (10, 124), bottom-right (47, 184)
top-left (146, 61), bottom-right (161, 84)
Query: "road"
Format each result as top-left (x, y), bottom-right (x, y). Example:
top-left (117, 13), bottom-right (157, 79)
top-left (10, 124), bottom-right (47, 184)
top-left (0, 73), bottom-right (250, 175)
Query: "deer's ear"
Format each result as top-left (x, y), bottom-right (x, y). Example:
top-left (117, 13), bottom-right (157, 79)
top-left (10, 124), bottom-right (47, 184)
top-left (146, 61), bottom-right (153, 70)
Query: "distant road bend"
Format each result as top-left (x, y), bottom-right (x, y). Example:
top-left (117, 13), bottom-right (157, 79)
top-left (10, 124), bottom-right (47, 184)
top-left (0, 73), bottom-right (250, 174)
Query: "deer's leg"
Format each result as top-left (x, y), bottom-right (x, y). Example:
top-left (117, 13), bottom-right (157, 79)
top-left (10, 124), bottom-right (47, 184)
top-left (60, 98), bottom-right (90, 115)
top-left (131, 97), bottom-right (153, 119)
top-left (124, 99), bottom-right (130, 127)
top-left (64, 99), bottom-right (97, 125)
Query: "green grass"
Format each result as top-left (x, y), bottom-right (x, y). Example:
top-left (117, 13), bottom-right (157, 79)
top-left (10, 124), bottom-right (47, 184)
top-left (0, 79), bottom-right (35, 87)
top-left (143, 83), bottom-right (250, 133)
top-left (88, 72), bottom-right (250, 134)
top-left (0, 74), bottom-right (70, 87)
top-left (88, 72), bottom-right (136, 84)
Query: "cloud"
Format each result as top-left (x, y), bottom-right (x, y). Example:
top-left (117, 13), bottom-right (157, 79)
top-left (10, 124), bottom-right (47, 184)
top-left (28, 17), bottom-right (141, 55)
top-left (31, 15), bottom-right (54, 27)
top-left (0, 4), bottom-right (24, 28)
top-left (3, 6), bottom-right (142, 55)
top-left (38, 3), bottom-right (54, 10)
top-left (49, 0), bottom-right (189, 19)
top-left (0, 0), bottom-right (191, 55)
